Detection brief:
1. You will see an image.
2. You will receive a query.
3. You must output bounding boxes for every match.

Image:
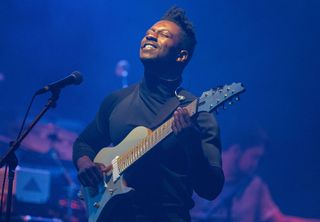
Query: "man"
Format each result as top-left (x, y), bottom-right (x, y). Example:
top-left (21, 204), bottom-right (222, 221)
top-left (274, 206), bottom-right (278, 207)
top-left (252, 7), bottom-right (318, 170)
top-left (190, 127), bottom-right (320, 222)
top-left (73, 7), bottom-right (224, 222)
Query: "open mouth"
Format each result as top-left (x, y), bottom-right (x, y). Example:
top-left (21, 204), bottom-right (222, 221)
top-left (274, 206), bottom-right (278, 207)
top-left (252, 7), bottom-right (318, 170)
top-left (143, 42), bottom-right (157, 49)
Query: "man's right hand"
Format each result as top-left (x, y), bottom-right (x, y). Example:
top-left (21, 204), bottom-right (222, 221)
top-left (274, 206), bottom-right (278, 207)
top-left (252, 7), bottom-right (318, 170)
top-left (77, 156), bottom-right (112, 187)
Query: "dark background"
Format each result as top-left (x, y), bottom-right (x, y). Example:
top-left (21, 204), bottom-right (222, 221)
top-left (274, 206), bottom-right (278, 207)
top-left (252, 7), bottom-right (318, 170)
top-left (0, 0), bottom-right (319, 218)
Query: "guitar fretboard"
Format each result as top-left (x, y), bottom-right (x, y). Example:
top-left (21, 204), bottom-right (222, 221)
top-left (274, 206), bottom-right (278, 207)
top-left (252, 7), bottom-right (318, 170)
top-left (116, 99), bottom-right (198, 174)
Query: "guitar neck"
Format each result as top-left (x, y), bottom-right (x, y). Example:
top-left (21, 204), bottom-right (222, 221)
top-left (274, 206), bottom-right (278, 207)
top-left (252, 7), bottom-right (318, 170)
top-left (116, 99), bottom-right (198, 174)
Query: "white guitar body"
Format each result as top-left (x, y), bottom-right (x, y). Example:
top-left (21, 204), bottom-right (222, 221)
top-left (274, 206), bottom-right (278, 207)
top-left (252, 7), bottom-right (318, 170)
top-left (82, 126), bottom-right (152, 222)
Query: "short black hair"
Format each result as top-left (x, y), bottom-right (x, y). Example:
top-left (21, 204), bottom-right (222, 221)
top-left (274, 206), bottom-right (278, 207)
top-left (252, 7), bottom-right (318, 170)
top-left (161, 6), bottom-right (197, 63)
top-left (223, 126), bottom-right (269, 151)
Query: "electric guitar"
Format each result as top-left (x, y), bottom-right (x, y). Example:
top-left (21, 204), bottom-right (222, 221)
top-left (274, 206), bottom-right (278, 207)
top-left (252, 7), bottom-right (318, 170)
top-left (81, 83), bottom-right (245, 222)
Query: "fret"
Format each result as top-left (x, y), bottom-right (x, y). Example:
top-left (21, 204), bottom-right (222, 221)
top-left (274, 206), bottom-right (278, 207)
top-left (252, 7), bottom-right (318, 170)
top-left (141, 140), bottom-right (145, 154)
top-left (135, 146), bottom-right (138, 157)
top-left (131, 151), bottom-right (134, 162)
top-left (137, 144), bottom-right (141, 156)
top-left (139, 144), bottom-right (142, 155)
top-left (149, 136), bottom-right (152, 148)
top-left (136, 146), bottom-right (139, 157)
top-left (156, 129), bottom-right (160, 141)
top-left (119, 157), bottom-right (123, 171)
top-left (151, 133), bottom-right (154, 145)
top-left (118, 99), bottom-right (198, 175)
top-left (136, 145), bottom-right (139, 158)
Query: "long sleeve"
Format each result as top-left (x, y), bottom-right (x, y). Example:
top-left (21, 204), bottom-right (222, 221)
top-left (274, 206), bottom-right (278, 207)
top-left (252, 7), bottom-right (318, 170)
top-left (182, 111), bottom-right (224, 200)
top-left (257, 180), bottom-right (282, 222)
top-left (72, 85), bottom-right (137, 168)
top-left (72, 98), bottom-right (112, 168)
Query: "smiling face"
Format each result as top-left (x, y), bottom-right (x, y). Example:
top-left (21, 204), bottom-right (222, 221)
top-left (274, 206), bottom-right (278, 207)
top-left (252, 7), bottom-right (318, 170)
top-left (140, 20), bottom-right (185, 66)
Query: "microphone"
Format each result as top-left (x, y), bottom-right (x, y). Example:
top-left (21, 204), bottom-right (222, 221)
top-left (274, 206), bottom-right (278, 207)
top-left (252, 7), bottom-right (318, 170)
top-left (36, 71), bottom-right (83, 95)
top-left (115, 60), bottom-right (129, 88)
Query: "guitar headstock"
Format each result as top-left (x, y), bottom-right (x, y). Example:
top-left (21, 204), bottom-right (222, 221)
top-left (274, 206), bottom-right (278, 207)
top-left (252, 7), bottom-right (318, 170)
top-left (197, 83), bottom-right (245, 113)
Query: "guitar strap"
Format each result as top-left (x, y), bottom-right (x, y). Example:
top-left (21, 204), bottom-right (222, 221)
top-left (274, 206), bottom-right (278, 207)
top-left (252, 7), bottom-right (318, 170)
top-left (151, 96), bottom-right (180, 129)
top-left (150, 88), bottom-right (193, 129)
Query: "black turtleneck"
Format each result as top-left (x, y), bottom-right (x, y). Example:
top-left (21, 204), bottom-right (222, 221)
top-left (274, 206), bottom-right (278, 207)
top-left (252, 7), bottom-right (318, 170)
top-left (73, 75), bottom-right (224, 221)
top-left (140, 73), bottom-right (182, 102)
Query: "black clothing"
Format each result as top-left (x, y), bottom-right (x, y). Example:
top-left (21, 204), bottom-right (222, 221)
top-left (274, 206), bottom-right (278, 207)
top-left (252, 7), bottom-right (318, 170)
top-left (73, 76), bottom-right (224, 221)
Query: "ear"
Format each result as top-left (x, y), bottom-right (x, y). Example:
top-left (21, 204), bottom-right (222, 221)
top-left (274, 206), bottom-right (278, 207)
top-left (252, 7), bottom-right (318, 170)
top-left (176, 50), bottom-right (189, 63)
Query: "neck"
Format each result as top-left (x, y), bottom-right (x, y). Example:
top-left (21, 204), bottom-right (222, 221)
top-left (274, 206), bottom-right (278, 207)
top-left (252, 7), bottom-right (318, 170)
top-left (144, 70), bottom-right (181, 80)
top-left (222, 152), bottom-right (242, 182)
top-left (139, 71), bottom-right (182, 102)
top-left (142, 72), bottom-right (181, 92)
top-left (143, 60), bottom-right (183, 80)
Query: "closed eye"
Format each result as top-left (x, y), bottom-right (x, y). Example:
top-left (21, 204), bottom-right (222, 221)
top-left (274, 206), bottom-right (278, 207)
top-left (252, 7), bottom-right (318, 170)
top-left (159, 31), bottom-right (172, 38)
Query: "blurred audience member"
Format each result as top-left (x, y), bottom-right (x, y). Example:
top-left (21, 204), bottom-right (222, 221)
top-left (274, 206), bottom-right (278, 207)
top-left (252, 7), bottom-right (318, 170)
top-left (190, 127), bottom-right (320, 222)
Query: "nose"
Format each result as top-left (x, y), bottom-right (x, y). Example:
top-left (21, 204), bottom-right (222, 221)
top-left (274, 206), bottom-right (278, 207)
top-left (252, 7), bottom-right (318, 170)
top-left (146, 32), bottom-right (158, 42)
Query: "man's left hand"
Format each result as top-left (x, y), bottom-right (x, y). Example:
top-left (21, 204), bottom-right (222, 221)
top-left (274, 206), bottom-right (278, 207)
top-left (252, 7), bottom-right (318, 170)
top-left (172, 107), bottom-right (194, 135)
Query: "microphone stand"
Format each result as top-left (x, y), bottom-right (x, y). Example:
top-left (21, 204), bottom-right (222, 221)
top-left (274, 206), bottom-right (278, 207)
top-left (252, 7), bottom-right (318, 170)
top-left (121, 70), bottom-right (128, 88)
top-left (0, 89), bottom-right (60, 222)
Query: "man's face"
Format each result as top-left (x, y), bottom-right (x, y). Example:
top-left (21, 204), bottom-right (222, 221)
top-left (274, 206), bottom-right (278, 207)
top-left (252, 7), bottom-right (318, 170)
top-left (237, 145), bottom-right (265, 177)
top-left (140, 20), bottom-right (183, 64)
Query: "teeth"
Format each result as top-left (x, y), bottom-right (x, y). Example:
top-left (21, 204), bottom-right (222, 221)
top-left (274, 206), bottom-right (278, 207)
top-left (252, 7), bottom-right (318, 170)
top-left (144, 44), bottom-right (155, 49)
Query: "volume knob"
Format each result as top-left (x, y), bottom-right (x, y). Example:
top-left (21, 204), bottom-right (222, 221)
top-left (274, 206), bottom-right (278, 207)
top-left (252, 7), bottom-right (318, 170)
top-left (93, 202), bottom-right (100, 208)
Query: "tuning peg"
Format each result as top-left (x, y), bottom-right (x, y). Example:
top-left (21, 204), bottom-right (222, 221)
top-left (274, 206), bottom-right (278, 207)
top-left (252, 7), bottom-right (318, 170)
top-left (228, 101), bottom-right (234, 105)
top-left (235, 96), bottom-right (240, 101)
